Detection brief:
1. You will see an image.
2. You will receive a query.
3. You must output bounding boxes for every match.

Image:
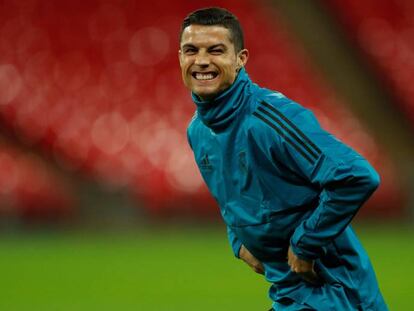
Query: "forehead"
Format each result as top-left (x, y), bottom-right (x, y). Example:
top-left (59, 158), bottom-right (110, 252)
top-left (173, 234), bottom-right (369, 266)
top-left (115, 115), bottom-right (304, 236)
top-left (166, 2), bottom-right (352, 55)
top-left (180, 24), bottom-right (233, 47)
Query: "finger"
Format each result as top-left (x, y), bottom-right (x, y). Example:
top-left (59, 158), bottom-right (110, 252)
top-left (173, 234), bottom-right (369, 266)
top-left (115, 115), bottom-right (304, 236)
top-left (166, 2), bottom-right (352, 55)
top-left (289, 260), bottom-right (302, 272)
top-left (299, 271), bottom-right (323, 286)
top-left (253, 266), bottom-right (265, 274)
top-left (290, 258), bottom-right (313, 273)
top-left (253, 264), bottom-right (265, 275)
top-left (287, 255), bottom-right (295, 269)
top-left (247, 259), bottom-right (265, 274)
top-left (289, 260), bottom-right (305, 273)
top-left (287, 248), bottom-right (294, 265)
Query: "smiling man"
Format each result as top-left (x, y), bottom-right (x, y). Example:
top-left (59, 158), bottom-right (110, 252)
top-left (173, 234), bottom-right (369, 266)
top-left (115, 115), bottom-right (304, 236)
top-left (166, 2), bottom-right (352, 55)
top-left (179, 23), bottom-right (248, 100)
top-left (179, 7), bottom-right (388, 311)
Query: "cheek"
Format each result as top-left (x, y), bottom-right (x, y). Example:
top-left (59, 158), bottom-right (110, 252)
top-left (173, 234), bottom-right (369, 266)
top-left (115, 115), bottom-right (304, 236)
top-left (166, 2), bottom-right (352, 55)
top-left (221, 61), bottom-right (237, 76)
top-left (222, 66), bottom-right (237, 83)
top-left (180, 64), bottom-right (191, 81)
top-left (179, 58), bottom-right (190, 71)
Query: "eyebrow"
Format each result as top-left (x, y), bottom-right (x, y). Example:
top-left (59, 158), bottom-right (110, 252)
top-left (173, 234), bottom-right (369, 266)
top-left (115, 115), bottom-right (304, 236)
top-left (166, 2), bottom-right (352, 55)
top-left (208, 44), bottom-right (226, 50)
top-left (181, 43), bottom-right (227, 50)
top-left (181, 43), bottom-right (197, 49)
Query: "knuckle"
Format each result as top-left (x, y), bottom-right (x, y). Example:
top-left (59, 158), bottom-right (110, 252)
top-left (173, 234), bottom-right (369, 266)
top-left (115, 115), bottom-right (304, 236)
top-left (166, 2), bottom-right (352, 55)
top-left (253, 267), bottom-right (262, 273)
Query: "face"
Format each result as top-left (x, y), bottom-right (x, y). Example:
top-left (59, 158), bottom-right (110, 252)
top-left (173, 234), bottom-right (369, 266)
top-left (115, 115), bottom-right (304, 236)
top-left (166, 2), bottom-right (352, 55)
top-left (179, 24), bottom-right (248, 101)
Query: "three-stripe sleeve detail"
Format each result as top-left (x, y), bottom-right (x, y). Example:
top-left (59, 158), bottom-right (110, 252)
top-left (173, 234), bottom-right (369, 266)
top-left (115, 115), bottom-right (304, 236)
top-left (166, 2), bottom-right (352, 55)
top-left (253, 101), bottom-right (322, 164)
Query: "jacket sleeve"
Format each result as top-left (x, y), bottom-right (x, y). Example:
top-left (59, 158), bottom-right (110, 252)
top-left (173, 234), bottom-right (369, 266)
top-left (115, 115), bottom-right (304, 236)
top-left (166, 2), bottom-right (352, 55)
top-left (227, 226), bottom-right (242, 258)
top-left (255, 99), bottom-right (380, 260)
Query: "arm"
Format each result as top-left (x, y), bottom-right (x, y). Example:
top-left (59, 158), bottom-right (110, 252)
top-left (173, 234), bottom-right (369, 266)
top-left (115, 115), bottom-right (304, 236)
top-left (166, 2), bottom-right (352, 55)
top-left (287, 154), bottom-right (378, 284)
top-left (228, 225), bottom-right (264, 274)
top-left (255, 99), bottom-right (380, 260)
top-left (290, 155), bottom-right (379, 260)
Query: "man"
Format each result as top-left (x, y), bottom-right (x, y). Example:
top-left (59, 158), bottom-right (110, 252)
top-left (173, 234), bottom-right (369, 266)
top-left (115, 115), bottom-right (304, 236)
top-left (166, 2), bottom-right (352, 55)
top-left (179, 7), bottom-right (388, 311)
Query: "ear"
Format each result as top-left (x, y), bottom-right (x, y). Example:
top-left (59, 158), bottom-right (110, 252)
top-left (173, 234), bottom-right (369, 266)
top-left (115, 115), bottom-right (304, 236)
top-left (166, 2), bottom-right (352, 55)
top-left (237, 49), bottom-right (249, 69)
top-left (178, 49), bottom-right (183, 65)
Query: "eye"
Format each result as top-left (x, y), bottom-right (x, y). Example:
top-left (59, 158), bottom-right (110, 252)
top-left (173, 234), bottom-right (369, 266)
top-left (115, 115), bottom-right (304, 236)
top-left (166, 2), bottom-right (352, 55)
top-left (184, 48), bottom-right (197, 55)
top-left (210, 49), bottom-right (224, 55)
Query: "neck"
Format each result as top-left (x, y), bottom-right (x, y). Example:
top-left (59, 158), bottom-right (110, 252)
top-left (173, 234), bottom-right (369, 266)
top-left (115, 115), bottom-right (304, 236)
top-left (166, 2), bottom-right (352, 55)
top-left (192, 68), bottom-right (251, 131)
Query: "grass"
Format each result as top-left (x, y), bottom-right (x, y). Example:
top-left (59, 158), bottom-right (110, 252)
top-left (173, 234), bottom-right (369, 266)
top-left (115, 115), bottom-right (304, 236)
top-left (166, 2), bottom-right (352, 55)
top-left (354, 224), bottom-right (414, 310)
top-left (0, 224), bottom-right (412, 310)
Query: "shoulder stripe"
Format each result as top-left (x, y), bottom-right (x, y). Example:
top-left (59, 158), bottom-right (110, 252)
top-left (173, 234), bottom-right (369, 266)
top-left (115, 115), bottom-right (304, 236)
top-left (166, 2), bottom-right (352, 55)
top-left (253, 111), bottom-right (315, 164)
top-left (259, 101), bottom-right (322, 155)
top-left (257, 106), bottom-right (320, 160)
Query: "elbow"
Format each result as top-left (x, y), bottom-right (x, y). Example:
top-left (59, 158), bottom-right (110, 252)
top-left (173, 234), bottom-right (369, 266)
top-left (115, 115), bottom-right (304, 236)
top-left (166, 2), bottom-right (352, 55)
top-left (362, 166), bottom-right (381, 194)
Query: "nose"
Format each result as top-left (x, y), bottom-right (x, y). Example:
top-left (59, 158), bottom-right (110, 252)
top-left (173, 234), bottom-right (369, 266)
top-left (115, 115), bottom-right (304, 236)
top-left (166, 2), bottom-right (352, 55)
top-left (194, 52), bottom-right (210, 67)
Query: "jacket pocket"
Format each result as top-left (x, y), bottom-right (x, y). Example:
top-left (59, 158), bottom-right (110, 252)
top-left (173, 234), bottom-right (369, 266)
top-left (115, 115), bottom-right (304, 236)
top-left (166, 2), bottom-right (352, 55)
top-left (224, 194), bottom-right (270, 227)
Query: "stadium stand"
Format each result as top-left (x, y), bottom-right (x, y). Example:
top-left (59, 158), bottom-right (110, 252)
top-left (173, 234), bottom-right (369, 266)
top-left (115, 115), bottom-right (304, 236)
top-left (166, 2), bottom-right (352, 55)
top-left (323, 0), bottom-right (414, 128)
top-left (0, 140), bottom-right (72, 219)
top-left (0, 0), bottom-right (404, 218)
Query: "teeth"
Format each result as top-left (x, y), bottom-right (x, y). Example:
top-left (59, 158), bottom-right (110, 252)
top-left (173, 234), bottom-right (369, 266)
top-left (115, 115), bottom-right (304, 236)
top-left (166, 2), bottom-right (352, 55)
top-left (195, 73), bottom-right (216, 80)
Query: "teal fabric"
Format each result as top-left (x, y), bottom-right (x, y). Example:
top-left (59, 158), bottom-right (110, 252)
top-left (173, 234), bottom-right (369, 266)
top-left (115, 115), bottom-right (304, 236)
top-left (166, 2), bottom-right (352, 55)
top-left (187, 68), bottom-right (388, 310)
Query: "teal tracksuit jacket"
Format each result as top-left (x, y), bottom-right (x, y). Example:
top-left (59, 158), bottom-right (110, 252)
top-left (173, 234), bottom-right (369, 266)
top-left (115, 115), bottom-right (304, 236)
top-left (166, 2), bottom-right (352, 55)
top-left (187, 68), bottom-right (388, 310)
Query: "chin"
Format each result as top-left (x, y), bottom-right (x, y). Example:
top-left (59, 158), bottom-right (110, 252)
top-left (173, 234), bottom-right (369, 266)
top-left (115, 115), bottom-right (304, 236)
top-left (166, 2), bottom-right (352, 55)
top-left (195, 93), bottom-right (215, 101)
top-left (193, 89), bottom-right (218, 100)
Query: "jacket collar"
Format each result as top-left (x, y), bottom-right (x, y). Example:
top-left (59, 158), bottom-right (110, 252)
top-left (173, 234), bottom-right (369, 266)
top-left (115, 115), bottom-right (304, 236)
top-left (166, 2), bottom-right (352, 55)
top-left (192, 68), bottom-right (251, 131)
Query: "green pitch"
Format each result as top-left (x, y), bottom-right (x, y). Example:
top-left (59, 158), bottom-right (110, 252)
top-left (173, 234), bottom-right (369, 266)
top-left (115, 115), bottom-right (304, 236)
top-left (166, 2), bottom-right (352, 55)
top-left (0, 224), bottom-right (412, 311)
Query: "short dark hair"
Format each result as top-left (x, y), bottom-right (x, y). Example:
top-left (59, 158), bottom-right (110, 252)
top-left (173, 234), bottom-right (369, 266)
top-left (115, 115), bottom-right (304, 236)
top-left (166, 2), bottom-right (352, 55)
top-left (180, 7), bottom-right (245, 52)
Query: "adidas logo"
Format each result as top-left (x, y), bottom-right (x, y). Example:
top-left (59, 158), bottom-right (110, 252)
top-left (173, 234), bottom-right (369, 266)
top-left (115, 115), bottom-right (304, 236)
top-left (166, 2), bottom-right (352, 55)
top-left (200, 154), bottom-right (213, 171)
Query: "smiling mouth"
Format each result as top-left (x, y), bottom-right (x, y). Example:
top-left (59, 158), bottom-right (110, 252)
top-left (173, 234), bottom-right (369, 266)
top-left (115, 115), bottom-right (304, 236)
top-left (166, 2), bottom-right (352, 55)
top-left (191, 72), bottom-right (219, 81)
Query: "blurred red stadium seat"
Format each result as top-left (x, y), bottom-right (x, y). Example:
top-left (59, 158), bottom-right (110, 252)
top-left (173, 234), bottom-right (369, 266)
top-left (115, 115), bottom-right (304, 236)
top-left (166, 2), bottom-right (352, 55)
top-left (0, 0), bottom-right (404, 218)
top-left (0, 143), bottom-right (73, 219)
top-left (323, 0), bottom-right (414, 128)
